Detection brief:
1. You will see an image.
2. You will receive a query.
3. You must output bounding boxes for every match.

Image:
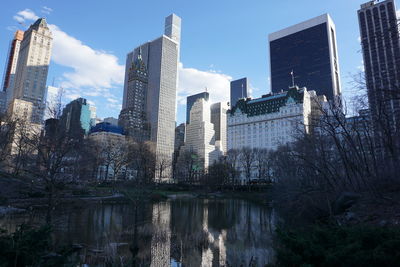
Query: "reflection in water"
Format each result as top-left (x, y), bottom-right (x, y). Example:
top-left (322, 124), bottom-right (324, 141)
top-left (0, 199), bottom-right (276, 266)
top-left (151, 202), bottom-right (171, 267)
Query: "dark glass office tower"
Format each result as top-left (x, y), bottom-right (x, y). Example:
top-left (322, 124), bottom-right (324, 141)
top-left (269, 14), bottom-right (341, 102)
top-left (230, 77), bottom-right (248, 109)
top-left (186, 92), bottom-right (209, 123)
top-left (358, 0), bottom-right (400, 156)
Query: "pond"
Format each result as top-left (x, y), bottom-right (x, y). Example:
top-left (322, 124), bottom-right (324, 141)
top-left (0, 198), bottom-right (276, 266)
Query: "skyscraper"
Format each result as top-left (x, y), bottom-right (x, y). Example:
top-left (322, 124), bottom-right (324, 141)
top-left (269, 14), bottom-right (341, 102)
top-left (180, 98), bottom-right (221, 170)
top-left (121, 14), bottom-right (181, 181)
top-left (59, 98), bottom-right (91, 139)
top-left (12, 18), bottom-right (53, 123)
top-left (0, 92), bottom-right (6, 114)
top-left (186, 92), bottom-right (209, 124)
top-left (211, 102), bottom-right (228, 153)
top-left (230, 78), bottom-right (248, 109)
top-left (119, 50), bottom-right (150, 141)
top-left (1, 30), bottom-right (24, 107)
top-left (358, 0), bottom-right (400, 152)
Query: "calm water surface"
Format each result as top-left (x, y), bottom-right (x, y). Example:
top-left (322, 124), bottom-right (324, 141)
top-left (0, 199), bottom-right (276, 266)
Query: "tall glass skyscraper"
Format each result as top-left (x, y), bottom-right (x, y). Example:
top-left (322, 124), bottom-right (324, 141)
top-left (358, 0), bottom-right (400, 156)
top-left (269, 14), bottom-right (341, 102)
top-left (59, 98), bottom-right (91, 139)
top-left (230, 78), bottom-right (248, 109)
top-left (186, 92), bottom-right (209, 123)
top-left (122, 14), bottom-right (181, 181)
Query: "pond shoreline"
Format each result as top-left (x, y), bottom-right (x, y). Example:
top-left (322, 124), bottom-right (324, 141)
top-left (1, 186), bottom-right (271, 217)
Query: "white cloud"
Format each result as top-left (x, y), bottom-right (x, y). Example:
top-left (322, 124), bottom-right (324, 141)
top-left (65, 93), bottom-right (80, 100)
top-left (106, 103), bottom-right (122, 112)
top-left (13, 16), bottom-right (25, 23)
top-left (13, 9), bottom-right (38, 23)
top-left (87, 100), bottom-right (96, 106)
top-left (48, 24), bottom-right (124, 93)
top-left (41, 6), bottom-right (53, 15)
top-left (12, 9), bottom-right (124, 104)
top-left (178, 63), bottom-right (232, 106)
top-left (6, 26), bottom-right (18, 31)
top-left (249, 83), bottom-right (260, 96)
top-left (107, 98), bottom-right (118, 104)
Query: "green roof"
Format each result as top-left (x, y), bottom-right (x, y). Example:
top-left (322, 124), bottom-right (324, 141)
top-left (230, 86), bottom-right (305, 117)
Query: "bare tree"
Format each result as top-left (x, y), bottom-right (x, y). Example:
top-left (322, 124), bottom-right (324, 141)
top-left (46, 87), bottom-right (65, 120)
top-left (240, 147), bottom-right (256, 188)
top-left (0, 113), bottom-right (16, 169)
top-left (176, 150), bottom-right (200, 185)
top-left (128, 141), bottom-right (156, 184)
top-left (156, 155), bottom-right (172, 183)
top-left (10, 118), bottom-right (41, 176)
top-left (254, 148), bottom-right (272, 183)
top-left (226, 149), bottom-right (240, 188)
top-left (36, 128), bottom-right (80, 223)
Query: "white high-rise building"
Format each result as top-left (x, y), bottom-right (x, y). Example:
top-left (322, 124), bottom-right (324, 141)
top-left (211, 102), bottom-right (229, 154)
top-left (12, 18), bottom-right (53, 123)
top-left (181, 98), bottom-right (221, 170)
top-left (88, 105), bottom-right (98, 126)
top-left (122, 14), bottom-right (181, 181)
top-left (227, 86), bottom-right (325, 151)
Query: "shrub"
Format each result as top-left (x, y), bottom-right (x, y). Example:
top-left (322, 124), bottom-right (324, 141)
top-left (0, 196), bottom-right (7, 205)
top-left (274, 225), bottom-right (400, 267)
top-left (0, 225), bottom-right (75, 266)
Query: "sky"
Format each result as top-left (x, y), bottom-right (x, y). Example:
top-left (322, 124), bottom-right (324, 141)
top-left (1, 0), bottom-right (394, 123)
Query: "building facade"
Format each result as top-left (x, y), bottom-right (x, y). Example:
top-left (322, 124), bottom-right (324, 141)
top-left (230, 78), bottom-right (248, 109)
top-left (186, 92), bottom-right (209, 124)
top-left (90, 121), bottom-right (123, 135)
top-left (88, 130), bottom-right (129, 180)
top-left (122, 14), bottom-right (181, 181)
top-left (269, 14), bottom-right (341, 102)
top-left (119, 50), bottom-right (150, 141)
top-left (210, 102), bottom-right (228, 153)
top-left (89, 105), bottom-right (97, 126)
top-left (59, 98), bottom-right (91, 139)
top-left (227, 86), bottom-right (320, 151)
top-left (358, 0), bottom-right (400, 156)
top-left (12, 18), bottom-right (53, 123)
top-left (7, 98), bottom-right (42, 157)
top-left (0, 91), bottom-right (6, 114)
top-left (103, 117), bottom-right (119, 126)
top-left (2, 30), bottom-right (24, 109)
top-left (180, 98), bottom-right (221, 170)
top-left (174, 123), bottom-right (185, 151)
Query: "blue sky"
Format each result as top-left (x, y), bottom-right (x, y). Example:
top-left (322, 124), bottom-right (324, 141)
top-left (1, 0), bottom-right (387, 123)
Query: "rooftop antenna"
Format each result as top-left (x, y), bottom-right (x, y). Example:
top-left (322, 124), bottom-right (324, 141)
top-left (205, 87), bottom-right (208, 93)
top-left (138, 46), bottom-right (142, 60)
top-left (290, 69), bottom-right (295, 87)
